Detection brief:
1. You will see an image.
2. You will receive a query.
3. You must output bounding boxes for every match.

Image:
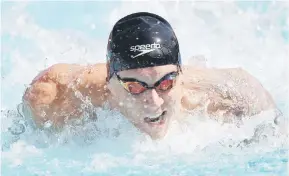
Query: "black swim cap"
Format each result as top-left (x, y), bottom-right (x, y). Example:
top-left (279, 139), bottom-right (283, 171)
top-left (106, 12), bottom-right (182, 81)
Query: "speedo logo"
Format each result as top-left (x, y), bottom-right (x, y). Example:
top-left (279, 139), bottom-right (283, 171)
top-left (130, 42), bottom-right (161, 58)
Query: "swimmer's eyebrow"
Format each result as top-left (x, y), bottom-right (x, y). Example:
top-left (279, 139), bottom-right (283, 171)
top-left (120, 70), bottom-right (178, 82)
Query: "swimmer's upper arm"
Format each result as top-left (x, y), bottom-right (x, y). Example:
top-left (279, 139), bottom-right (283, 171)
top-left (223, 67), bottom-right (277, 115)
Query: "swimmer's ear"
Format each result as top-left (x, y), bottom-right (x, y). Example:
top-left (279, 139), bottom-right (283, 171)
top-left (187, 55), bottom-right (208, 68)
top-left (106, 76), bottom-right (118, 95)
top-left (106, 79), bottom-right (112, 90)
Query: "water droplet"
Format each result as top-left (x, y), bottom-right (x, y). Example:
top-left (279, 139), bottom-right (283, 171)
top-left (41, 111), bottom-right (46, 117)
top-left (44, 120), bottom-right (52, 128)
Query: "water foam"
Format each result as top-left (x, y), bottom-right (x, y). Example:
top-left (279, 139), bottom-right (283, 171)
top-left (1, 1), bottom-right (288, 175)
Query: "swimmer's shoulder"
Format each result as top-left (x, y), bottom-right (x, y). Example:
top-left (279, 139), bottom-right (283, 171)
top-left (27, 63), bottom-right (108, 105)
top-left (76, 63), bottom-right (110, 106)
top-left (30, 63), bottom-right (107, 85)
top-left (30, 63), bottom-right (86, 85)
top-left (181, 65), bottom-right (246, 77)
top-left (81, 63), bottom-right (107, 85)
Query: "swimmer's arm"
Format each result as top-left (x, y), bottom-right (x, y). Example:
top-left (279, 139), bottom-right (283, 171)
top-left (23, 63), bottom-right (85, 127)
top-left (23, 63), bottom-right (108, 127)
top-left (23, 79), bottom-right (58, 126)
top-left (208, 68), bottom-right (279, 117)
top-left (183, 66), bottom-right (279, 118)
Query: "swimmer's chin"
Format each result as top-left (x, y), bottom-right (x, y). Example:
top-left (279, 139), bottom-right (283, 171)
top-left (144, 124), bottom-right (170, 140)
top-left (149, 132), bottom-right (168, 140)
top-left (138, 113), bottom-right (172, 140)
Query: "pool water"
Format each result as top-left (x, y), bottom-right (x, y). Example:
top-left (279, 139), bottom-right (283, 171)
top-left (1, 1), bottom-right (288, 175)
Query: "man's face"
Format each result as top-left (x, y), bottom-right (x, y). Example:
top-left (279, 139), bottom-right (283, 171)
top-left (107, 65), bottom-right (183, 139)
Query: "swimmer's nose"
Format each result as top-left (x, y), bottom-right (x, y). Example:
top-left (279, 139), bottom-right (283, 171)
top-left (144, 89), bottom-right (164, 107)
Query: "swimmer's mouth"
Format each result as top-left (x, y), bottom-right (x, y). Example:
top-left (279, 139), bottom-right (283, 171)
top-left (144, 111), bottom-right (167, 124)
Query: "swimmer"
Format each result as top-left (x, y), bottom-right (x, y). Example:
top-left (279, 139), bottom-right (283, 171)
top-left (22, 12), bottom-right (280, 139)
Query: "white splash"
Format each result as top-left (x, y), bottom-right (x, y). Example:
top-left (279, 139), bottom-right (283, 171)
top-left (1, 1), bottom-right (288, 175)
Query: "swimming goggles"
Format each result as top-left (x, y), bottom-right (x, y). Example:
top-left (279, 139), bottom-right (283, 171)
top-left (116, 71), bottom-right (179, 94)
